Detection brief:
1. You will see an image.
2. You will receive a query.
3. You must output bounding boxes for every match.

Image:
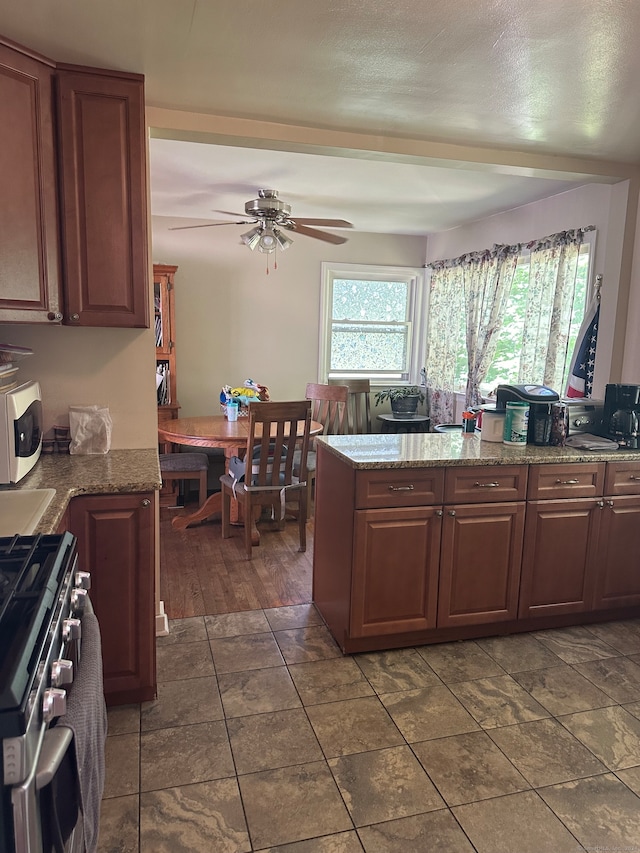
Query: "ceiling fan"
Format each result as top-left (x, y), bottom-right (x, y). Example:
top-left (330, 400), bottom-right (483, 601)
top-left (169, 188), bottom-right (352, 254)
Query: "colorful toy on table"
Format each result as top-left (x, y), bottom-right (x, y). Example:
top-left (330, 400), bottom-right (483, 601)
top-left (220, 379), bottom-right (270, 415)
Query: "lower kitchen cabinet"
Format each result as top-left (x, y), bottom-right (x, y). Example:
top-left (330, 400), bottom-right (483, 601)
top-left (518, 498), bottom-right (601, 618)
top-left (68, 492), bottom-right (156, 705)
top-left (350, 506), bottom-right (441, 637)
top-left (593, 495), bottom-right (640, 608)
top-left (313, 449), bottom-right (640, 653)
top-left (438, 502), bottom-right (525, 627)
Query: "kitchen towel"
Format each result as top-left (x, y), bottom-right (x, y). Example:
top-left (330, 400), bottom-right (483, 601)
top-left (565, 433), bottom-right (620, 451)
top-left (57, 605), bottom-right (108, 853)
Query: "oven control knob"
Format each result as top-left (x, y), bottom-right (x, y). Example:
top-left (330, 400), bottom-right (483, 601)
top-left (71, 587), bottom-right (89, 614)
top-left (51, 659), bottom-right (74, 687)
top-left (42, 688), bottom-right (67, 723)
top-left (62, 617), bottom-right (82, 641)
top-left (75, 570), bottom-right (91, 590)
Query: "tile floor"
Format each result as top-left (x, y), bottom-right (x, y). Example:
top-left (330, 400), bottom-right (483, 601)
top-left (97, 608), bottom-right (640, 852)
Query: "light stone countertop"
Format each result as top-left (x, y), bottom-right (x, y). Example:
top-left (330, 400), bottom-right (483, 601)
top-left (3, 449), bottom-right (161, 534)
top-left (317, 432), bottom-right (640, 470)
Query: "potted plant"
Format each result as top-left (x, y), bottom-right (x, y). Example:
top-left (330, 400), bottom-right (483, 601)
top-left (374, 385), bottom-right (426, 418)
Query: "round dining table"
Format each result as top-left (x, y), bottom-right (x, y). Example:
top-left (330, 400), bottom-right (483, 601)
top-left (158, 414), bottom-right (323, 536)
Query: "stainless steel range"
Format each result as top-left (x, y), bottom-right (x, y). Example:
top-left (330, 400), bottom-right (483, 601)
top-left (0, 533), bottom-right (94, 853)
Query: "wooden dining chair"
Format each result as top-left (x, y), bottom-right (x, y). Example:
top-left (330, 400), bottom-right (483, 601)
top-left (329, 378), bottom-right (372, 433)
top-left (220, 400), bottom-right (312, 559)
top-left (297, 383), bottom-right (349, 518)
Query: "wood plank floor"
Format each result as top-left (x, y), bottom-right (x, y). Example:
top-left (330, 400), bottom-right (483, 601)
top-left (159, 502), bottom-right (314, 619)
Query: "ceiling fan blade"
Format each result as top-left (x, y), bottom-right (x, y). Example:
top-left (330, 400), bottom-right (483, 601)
top-left (213, 209), bottom-right (251, 218)
top-left (292, 218), bottom-right (353, 228)
top-left (283, 222), bottom-right (349, 244)
top-left (169, 220), bottom-right (253, 231)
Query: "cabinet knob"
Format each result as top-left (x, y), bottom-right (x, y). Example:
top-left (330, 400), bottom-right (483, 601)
top-left (597, 500), bottom-right (605, 509)
top-left (69, 313), bottom-right (80, 321)
top-left (448, 510), bottom-right (456, 516)
top-left (607, 499), bottom-right (614, 507)
top-left (435, 509), bottom-right (443, 517)
top-left (47, 312), bottom-right (62, 322)
top-left (141, 498), bottom-right (151, 507)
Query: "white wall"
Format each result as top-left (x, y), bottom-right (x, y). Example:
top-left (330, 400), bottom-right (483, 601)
top-left (152, 219), bottom-right (426, 417)
top-left (0, 323), bottom-right (158, 448)
top-left (425, 182), bottom-right (632, 398)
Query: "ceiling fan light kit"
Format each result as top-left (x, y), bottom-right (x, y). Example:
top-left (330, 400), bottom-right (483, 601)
top-left (170, 188), bottom-right (351, 269)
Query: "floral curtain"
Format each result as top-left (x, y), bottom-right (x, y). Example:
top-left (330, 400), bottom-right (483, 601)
top-left (518, 231), bottom-right (586, 392)
top-left (424, 227), bottom-right (593, 425)
top-left (461, 248), bottom-right (518, 407)
top-left (425, 244), bottom-right (519, 419)
top-left (424, 265), bottom-right (464, 426)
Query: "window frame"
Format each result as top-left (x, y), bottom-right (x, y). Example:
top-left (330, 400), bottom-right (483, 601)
top-left (319, 262), bottom-right (428, 387)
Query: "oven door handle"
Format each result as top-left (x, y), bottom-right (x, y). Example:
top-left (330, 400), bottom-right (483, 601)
top-left (35, 726), bottom-right (73, 791)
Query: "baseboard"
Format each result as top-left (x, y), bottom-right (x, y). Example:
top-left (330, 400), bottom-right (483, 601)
top-left (155, 600), bottom-right (170, 636)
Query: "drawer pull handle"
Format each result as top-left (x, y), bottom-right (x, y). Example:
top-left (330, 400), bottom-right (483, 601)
top-left (555, 479), bottom-right (579, 485)
top-left (474, 482), bottom-right (500, 488)
top-left (630, 476), bottom-right (640, 481)
top-left (388, 484), bottom-right (414, 492)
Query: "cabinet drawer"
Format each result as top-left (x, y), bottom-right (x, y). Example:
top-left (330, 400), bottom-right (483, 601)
top-left (527, 463), bottom-right (605, 500)
top-left (605, 461), bottom-right (640, 496)
top-left (444, 465), bottom-right (527, 504)
top-left (355, 468), bottom-right (444, 509)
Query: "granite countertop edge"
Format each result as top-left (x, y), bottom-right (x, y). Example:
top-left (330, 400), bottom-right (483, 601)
top-left (316, 434), bottom-right (640, 470)
top-left (6, 449), bottom-right (161, 534)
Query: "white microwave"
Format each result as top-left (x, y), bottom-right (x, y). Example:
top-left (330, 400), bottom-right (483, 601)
top-left (0, 380), bottom-right (43, 484)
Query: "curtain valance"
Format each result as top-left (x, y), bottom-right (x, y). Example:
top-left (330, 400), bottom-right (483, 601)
top-left (426, 226), bottom-right (595, 271)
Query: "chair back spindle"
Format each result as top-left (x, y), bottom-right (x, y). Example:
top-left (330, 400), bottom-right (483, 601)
top-left (329, 378), bottom-right (372, 433)
top-left (305, 383), bottom-right (349, 435)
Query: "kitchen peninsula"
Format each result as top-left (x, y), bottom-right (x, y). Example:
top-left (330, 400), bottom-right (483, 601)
top-left (313, 433), bottom-right (640, 654)
top-left (13, 450), bottom-right (161, 706)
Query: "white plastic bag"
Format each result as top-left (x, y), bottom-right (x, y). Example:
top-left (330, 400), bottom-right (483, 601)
top-left (69, 405), bottom-right (113, 455)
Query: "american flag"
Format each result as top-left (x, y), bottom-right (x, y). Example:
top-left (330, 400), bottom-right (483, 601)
top-left (565, 299), bottom-right (599, 398)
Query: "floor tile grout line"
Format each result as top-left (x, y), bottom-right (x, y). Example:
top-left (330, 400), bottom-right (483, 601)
top-left (104, 613), bottom-right (640, 852)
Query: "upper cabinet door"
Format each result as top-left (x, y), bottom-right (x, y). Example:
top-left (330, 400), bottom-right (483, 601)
top-left (0, 42), bottom-right (62, 323)
top-left (56, 68), bottom-right (149, 327)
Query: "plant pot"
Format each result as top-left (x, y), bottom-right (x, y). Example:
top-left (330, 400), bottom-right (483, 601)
top-left (391, 395), bottom-right (419, 418)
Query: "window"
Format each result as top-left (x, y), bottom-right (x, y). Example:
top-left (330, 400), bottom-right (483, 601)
top-left (452, 239), bottom-right (593, 397)
top-left (320, 263), bottom-right (426, 384)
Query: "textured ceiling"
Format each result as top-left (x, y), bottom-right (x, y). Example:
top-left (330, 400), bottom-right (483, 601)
top-left (4, 0), bottom-right (640, 233)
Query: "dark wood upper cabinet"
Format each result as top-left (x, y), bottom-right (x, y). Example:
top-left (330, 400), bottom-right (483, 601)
top-left (56, 67), bottom-right (149, 327)
top-left (0, 41), bottom-right (62, 323)
top-left (0, 36), bottom-right (149, 328)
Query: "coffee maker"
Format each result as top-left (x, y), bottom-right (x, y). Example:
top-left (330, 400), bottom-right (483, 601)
top-left (603, 384), bottom-right (640, 448)
top-left (495, 384), bottom-right (560, 445)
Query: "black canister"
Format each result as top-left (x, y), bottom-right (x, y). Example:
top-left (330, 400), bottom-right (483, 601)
top-left (531, 404), bottom-right (553, 445)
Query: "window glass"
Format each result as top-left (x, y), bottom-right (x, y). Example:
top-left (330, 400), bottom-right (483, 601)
top-left (320, 264), bottom-right (426, 383)
top-left (332, 279), bottom-right (409, 322)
